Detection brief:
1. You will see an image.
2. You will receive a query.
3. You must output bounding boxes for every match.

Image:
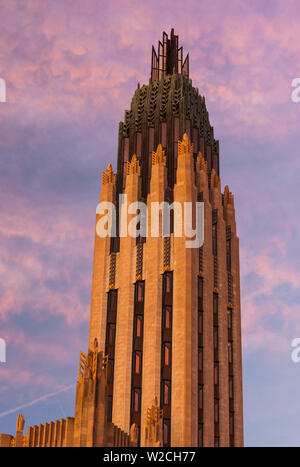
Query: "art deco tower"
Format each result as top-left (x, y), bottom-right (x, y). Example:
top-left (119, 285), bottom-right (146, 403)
top-left (87, 29), bottom-right (244, 447)
top-left (0, 29), bottom-right (243, 449)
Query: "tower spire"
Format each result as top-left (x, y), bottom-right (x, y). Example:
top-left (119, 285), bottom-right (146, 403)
top-left (151, 29), bottom-right (189, 81)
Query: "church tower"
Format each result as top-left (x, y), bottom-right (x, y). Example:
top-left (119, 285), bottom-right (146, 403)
top-left (87, 29), bottom-right (243, 447)
top-left (0, 29), bottom-right (243, 448)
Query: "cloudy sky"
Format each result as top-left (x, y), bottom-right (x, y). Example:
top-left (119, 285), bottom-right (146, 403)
top-left (1, 0), bottom-right (300, 447)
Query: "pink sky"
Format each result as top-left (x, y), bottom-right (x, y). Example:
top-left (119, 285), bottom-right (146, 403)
top-left (1, 0), bottom-right (300, 445)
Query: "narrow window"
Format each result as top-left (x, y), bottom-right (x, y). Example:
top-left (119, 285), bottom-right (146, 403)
top-left (212, 223), bottom-right (217, 256)
top-left (163, 419), bottom-right (170, 446)
top-left (108, 324), bottom-right (116, 347)
top-left (229, 376), bottom-right (234, 399)
top-left (133, 388), bottom-right (141, 413)
top-left (107, 395), bottom-right (113, 422)
top-left (198, 276), bottom-right (203, 311)
top-left (214, 362), bottom-right (219, 385)
top-left (213, 293), bottom-right (218, 315)
top-left (214, 437), bottom-right (220, 447)
top-left (136, 281), bottom-right (144, 303)
top-left (213, 326), bottom-right (218, 350)
top-left (229, 412), bottom-right (234, 436)
top-left (108, 290), bottom-right (118, 312)
top-left (227, 308), bottom-right (233, 329)
top-left (164, 273), bottom-right (172, 294)
top-left (163, 380), bottom-right (171, 405)
top-left (135, 315), bottom-right (143, 338)
top-left (198, 311), bottom-right (203, 334)
top-left (198, 347), bottom-right (203, 371)
top-left (226, 238), bottom-right (231, 271)
top-left (228, 341), bottom-right (233, 363)
top-left (214, 399), bottom-right (219, 423)
top-left (198, 385), bottom-right (203, 409)
top-left (163, 343), bottom-right (171, 367)
top-left (163, 306), bottom-right (172, 329)
top-left (135, 351), bottom-right (142, 374)
top-left (107, 359), bottom-right (114, 383)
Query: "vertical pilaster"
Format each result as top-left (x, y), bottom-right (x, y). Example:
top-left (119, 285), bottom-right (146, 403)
top-left (88, 165), bottom-right (117, 352)
top-left (141, 146), bottom-right (167, 446)
top-left (172, 135), bottom-right (198, 446)
top-left (113, 157), bottom-right (141, 434)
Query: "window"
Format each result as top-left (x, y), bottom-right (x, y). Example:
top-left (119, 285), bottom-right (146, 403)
top-left (163, 306), bottom-right (172, 329)
top-left (198, 347), bottom-right (203, 372)
top-left (198, 277), bottom-right (203, 311)
top-left (108, 290), bottom-right (118, 312)
top-left (214, 399), bottom-right (219, 423)
top-left (228, 341), bottom-right (233, 363)
top-left (213, 293), bottom-right (218, 315)
top-left (134, 351), bottom-right (142, 374)
top-left (198, 423), bottom-right (203, 447)
top-left (229, 412), bottom-right (234, 436)
top-left (198, 385), bottom-right (203, 409)
top-left (163, 419), bottom-right (171, 446)
top-left (213, 326), bottom-right (218, 350)
top-left (163, 343), bottom-right (171, 367)
top-left (229, 376), bottom-right (234, 399)
top-left (226, 239), bottom-right (231, 271)
top-left (163, 273), bottom-right (172, 294)
top-left (107, 395), bottom-right (113, 422)
top-left (163, 380), bottom-right (171, 405)
top-left (214, 437), bottom-right (220, 447)
top-left (198, 276), bottom-right (203, 299)
top-left (212, 223), bottom-right (217, 256)
top-left (135, 315), bottom-right (143, 338)
top-left (135, 281), bottom-right (144, 303)
top-left (108, 324), bottom-right (116, 347)
top-left (107, 359), bottom-right (114, 383)
top-left (133, 388), bottom-right (141, 413)
top-left (198, 311), bottom-right (203, 334)
top-left (214, 362), bottom-right (219, 385)
top-left (227, 309), bottom-right (233, 329)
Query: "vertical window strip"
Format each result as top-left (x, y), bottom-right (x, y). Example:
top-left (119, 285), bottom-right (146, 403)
top-left (105, 289), bottom-right (118, 422)
top-left (161, 272), bottom-right (173, 447)
top-left (198, 275), bottom-right (204, 445)
top-left (226, 224), bottom-right (235, 446)
top-left (130, 281), bottom-right (145, 444)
